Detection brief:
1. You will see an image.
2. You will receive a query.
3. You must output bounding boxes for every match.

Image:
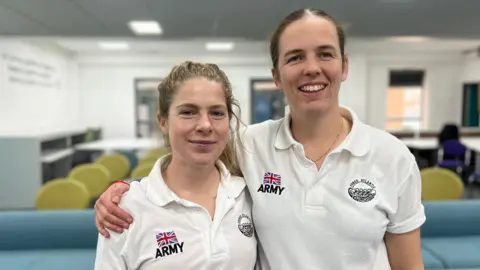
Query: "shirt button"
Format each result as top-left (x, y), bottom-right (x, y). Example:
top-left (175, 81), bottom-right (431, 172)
top-left (304, 162), bottom-right (309, 167)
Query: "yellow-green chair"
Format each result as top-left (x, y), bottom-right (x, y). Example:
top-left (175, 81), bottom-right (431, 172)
top-left (35, 178), bottom-right (90, 210)
top-left (95, 154), bottom-right (131, 182)
top-left (68, 164), bottom-right (111, 199)
top-left (144, 148), bottom-right (169, 159)
top-left (138, 148), bottom-right (167, 166)
top-left (131, 162), bottom-right (155, 179)
top-left (420, 167), bottom-right (464, 201)
top-left (138, 155), bottom-right (159, 166)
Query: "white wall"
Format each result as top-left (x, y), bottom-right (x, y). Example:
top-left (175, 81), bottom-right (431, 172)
top-left (78, 54), bottom-right (273, 138)
top-left (339, 54), bottom-right (368, 121)
top-left (462, 52), bottom-right (480, 83)
top-left (367, 54), bottom-right (464, 130)
top-left (77, 53), bottom-right (370, 138)
top-left (77, 48), bottom-right (466, 138)
top-left (0, 40), bottom-right (80, 134)
top-left (77, 54), bottom-right (270, 138)
top-left (0, 39), bottom-right (473, 138)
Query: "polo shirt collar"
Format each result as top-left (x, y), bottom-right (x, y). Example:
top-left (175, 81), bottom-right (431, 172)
top-left (146, 155), bottom-right (246, 207)
top-left (274, 106), bottom-right (370, 157)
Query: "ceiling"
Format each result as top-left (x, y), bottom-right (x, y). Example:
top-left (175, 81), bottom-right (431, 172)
top-left (0, 0), bottom-right (479, 40)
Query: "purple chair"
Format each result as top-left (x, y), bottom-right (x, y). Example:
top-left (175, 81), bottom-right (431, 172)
top-left (437, 139), bottom-right (470, 174)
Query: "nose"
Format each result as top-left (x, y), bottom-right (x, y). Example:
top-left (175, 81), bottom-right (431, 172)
top-left (302, 54), bottom-right (321, 76)
top-left (196, 113), bottom-right (213, 133)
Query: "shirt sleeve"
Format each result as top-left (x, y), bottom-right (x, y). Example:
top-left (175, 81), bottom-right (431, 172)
top-left (386, 154), bottom-right (426, 234)
top-left (94, 230), bottom-right (129, 270)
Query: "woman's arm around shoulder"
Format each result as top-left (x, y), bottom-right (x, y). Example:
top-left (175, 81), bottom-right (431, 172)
top-left (95, 180), bottom-right (135, 238)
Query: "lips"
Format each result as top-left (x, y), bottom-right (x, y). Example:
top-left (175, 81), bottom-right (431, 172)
top-left (189, 140), bottom-right (216, 152)
top-left (298, 83), bottom-right (328, 93)
top-left (189, 140), bottom-right (215, 145)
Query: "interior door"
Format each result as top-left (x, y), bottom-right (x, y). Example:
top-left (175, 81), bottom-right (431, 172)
top-left (463, 83), bottom-right (479, 127)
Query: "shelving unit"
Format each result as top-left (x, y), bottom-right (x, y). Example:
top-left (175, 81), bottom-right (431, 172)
top-left (0, 126), bottom-right (102, 210)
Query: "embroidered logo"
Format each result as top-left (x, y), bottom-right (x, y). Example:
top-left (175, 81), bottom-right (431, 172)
top-left (155, 231), bottom-right (184, 258)
top-left (348, 178), bottom-right (376, 203)
top-left (257, 172), bottom-right (285, 195)
top-left (238, 214), bottom-right (254, 238)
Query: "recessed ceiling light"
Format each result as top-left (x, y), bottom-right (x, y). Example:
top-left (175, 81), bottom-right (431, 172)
top-left (128, 20), bottom-right (163, 35)
top-left (386, 36), bottom-right (431, 42)
top-left (205, 42), bottom-right (234, 51)
top-left (98, 41), bottom-right (130, 50)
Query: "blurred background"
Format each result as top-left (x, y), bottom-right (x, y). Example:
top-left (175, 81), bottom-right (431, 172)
top-left (1, 1), bottom-right (480, 269)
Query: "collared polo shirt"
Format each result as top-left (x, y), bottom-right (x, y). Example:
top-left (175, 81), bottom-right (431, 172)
top-left (239, 106), bottom-right (426, 270)
top-left (94, 156), bottom-right (256, 270)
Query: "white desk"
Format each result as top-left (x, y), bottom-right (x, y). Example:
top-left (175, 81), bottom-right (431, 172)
top-left (463, 139), bottom-right (480, 152)
top-left (75, 138), bottom-right (163, 153)
top-left (401, 138), bottom-right (438, 150)
top-left (401, 137), bottom-right (480, 172)
top-left (41, 148), bottom-right (75, 163)
top-left (401, 138), bottom-right (480, 152)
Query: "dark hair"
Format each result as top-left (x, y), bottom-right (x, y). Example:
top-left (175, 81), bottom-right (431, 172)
top-left (157, 61), bottom-right (243, 176)
top-left (269, 8), bottom-right (346, 69)
top-left (438, 123), bottom-right (460, 144)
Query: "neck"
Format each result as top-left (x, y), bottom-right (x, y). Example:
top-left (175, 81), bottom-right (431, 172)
top-left (290, 105), bottom-right (344, 145)
top-left (163, 157), bottom-right (220, 198)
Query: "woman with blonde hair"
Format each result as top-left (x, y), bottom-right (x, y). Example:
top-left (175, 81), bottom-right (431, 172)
top-left (94, 61), bottom-right (256, 270)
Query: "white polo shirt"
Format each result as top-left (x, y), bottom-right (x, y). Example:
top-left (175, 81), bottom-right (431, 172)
top-left (94, 156), bottom-right (257, 270)
top-left (239, 106), bottom-right (426, 270)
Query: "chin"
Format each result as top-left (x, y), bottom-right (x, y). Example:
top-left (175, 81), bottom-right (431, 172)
top-left (191, 159), bottom-right (214, 167)
top-left (299, 101), bottom-right (331, 113)
top-left (188, 153), bottom-right (218, 167)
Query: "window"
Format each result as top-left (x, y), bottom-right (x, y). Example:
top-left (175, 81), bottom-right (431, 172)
top-left (385, 70), bottom-right (427, 130)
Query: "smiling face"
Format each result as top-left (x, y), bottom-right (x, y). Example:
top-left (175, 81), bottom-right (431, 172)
top-left (159, 77), bottom-right (230, 168)
top-left (272, 13), bottom-right (349, 116)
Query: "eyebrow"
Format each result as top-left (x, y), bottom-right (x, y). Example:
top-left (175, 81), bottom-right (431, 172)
top-left (283, 45), bottom-right (337, 58)
top-left (176, 103), bottom-right (227, 110)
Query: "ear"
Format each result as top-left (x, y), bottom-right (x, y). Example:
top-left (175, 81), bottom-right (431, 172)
top-left (271, 68), bottom-right (282, 90)
top-left (157, 112), bottom-right (168, 134)
top-left (341, 55), bottom-right (349, 82)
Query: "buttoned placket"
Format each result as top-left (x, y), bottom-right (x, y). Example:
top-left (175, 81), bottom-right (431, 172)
top-left (304, 149), bottom-right (341, 210)
top-left (175, 184), bottom-right (236, 259)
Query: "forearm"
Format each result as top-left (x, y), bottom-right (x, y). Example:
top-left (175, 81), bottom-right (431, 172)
top-left (385, 230), bottom-right (424, 270)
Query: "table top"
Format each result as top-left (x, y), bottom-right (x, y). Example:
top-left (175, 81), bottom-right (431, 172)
top-left (41, 148), bottom-right (75, 163)
top-left (400, 138), bottom-right (438, 149)
top-left (401, 137), bottom-right (480, 151)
